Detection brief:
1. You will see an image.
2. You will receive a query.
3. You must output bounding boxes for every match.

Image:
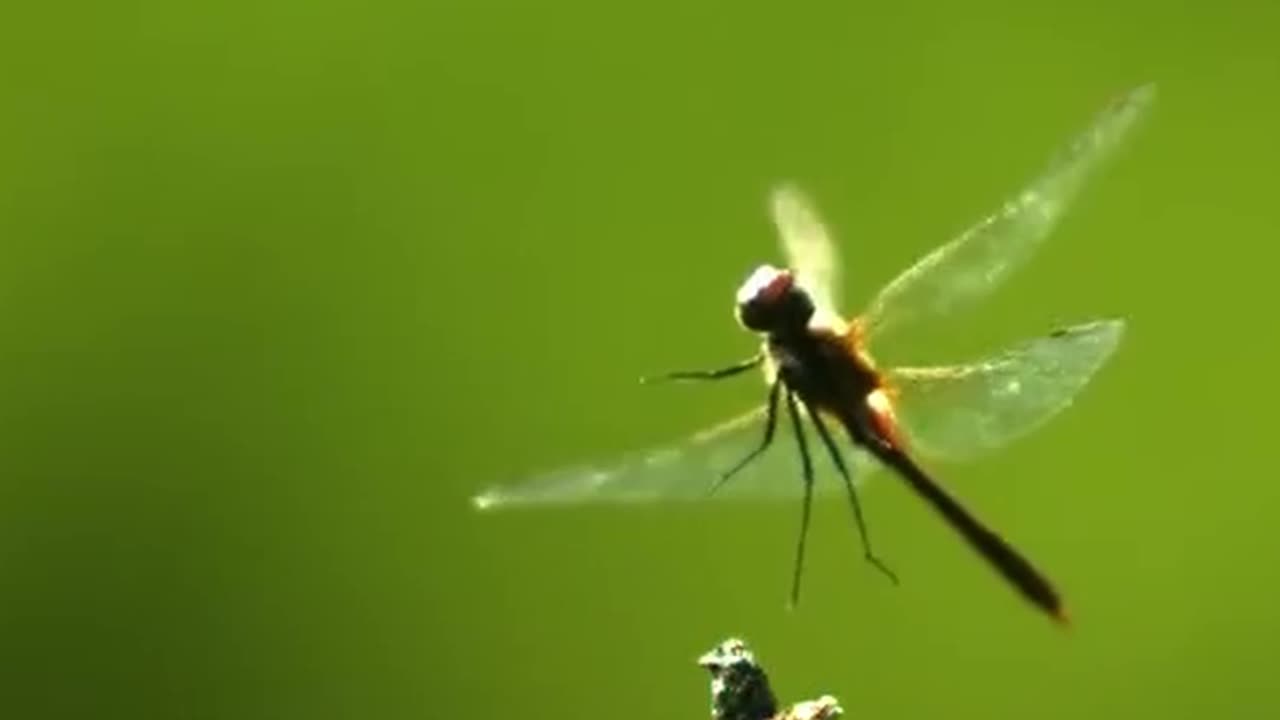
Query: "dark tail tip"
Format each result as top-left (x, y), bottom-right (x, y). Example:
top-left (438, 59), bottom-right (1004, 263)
top-left (1051, 605), bottom-right (1072, 628)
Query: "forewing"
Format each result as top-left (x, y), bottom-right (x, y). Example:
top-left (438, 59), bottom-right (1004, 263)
top-left (770, 184), bottom-right (844, 327)
top-left (886, 319), bottom-right (1124, 460)
top-left (472, 406), bottom-right (875, 509)
top-left (862, 85), bottom-right (1154, 342)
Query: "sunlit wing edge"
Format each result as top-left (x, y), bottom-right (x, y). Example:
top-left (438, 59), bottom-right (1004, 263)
top-left (472, 406), bottom-right (877, 509)
top-left (861, 85), bottom-right (1155, 343)
top-left (769, 183), bottom-right (844, 328)
top-left (886, 318), bottom-right (1125, 461)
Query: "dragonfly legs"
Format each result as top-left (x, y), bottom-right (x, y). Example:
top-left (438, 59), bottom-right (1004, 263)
top-left (784, 389), bottom-right (816, 609)
top-left (804, 402), bottom-right (900, 586)
top-left (640, 354), bottom-right (762, 383)
top-left (707, 380), bottom-right (781, 496)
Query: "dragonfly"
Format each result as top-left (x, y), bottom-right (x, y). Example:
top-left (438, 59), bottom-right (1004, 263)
top-left (473, 85), bottom-right (1154, 624)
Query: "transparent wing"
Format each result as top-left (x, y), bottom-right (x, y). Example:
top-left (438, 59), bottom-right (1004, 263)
top-left (770, 184), bottom-right (844, 327)
top-left (862, 85), bottom-right (1155, 343)
top-left (473, 320), bottom-right (1122, 509)
top-left (472, 406), bottom-right (876, 509)
top-left (887, 319), bottom-right (1124, 460)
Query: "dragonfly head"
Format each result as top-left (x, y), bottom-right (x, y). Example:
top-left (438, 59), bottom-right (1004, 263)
top-left (735, 265), bottom-right (814, 334)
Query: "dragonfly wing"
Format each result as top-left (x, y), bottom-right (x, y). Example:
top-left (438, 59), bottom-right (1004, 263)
top-left (472, 406), bottom-right (876, 509)
top-left (861, 85), bottom-right (1154, 343)
top-left (770, 184), bottom-right (845, 328)
top-left (885, 319), bottom-right (1124, 461)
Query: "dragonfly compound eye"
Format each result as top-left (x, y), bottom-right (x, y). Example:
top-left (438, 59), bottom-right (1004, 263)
top-left (735, 265), bottom-right (813, 332)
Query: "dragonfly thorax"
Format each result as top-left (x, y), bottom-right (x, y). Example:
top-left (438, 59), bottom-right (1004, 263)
top-left (735, 265), bottom-right (815, 334)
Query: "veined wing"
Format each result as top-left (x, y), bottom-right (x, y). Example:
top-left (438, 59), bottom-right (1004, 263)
top-left (473, 320), bottom-right (1121, 509)
top-left (886, 319), bottom-right (1124, 460)
top-left (770, 184), bottom-right (845, 329)
top-left (861, 85), bottom-right (1154, 343)
top-left (472, 407), bottom-right (875, 509)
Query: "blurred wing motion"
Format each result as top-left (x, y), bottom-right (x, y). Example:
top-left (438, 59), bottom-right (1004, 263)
top-left (472, 407), bottom-right (874, 509)
top-left (861, 85), bottom-right (1155, 343)
top-left (770, 184), bottom-right (844, 328)
top-left (886, 319), bottom-right (1124, 460)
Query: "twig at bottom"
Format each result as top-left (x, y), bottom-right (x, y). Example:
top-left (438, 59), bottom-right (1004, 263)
top-left (698, 638), bottom-right (844, 720)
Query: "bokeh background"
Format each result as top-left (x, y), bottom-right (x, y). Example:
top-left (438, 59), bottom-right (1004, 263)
top-left (0, 1), bottom-right (1276, 718)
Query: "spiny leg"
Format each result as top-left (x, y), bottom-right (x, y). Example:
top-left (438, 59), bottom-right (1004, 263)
top-left (708, 380), bottom-right (781, 496)
top-left (640, 354), bottom-right (762, 383)
top-left (804, 403), bottom-right (899, 585)
top-left (784, 389), bottom-right (816, 609)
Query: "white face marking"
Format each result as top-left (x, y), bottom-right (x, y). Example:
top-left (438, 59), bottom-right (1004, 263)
top-left (735, 264), bottom-right (786, 306)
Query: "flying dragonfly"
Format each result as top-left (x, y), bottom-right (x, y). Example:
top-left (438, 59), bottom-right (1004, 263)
top-left (473, 85), bottom-right (1154, 623)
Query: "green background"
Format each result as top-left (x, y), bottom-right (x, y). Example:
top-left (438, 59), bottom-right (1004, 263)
top-left (0, 1), bottom-right (1276, 718)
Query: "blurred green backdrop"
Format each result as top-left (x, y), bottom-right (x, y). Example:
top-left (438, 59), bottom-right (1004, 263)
top-left (0, 0), bottom-right (1276, 718)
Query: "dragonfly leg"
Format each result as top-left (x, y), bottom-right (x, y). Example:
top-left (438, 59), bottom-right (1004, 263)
top-left (708, 380), bottom-right (781, 496)
top-left (640, 354), bottom-right (762, 383)
top-left (805, 403), bottom-right (900, 586)
top-left (784, 389), bottom-right (816, 609)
